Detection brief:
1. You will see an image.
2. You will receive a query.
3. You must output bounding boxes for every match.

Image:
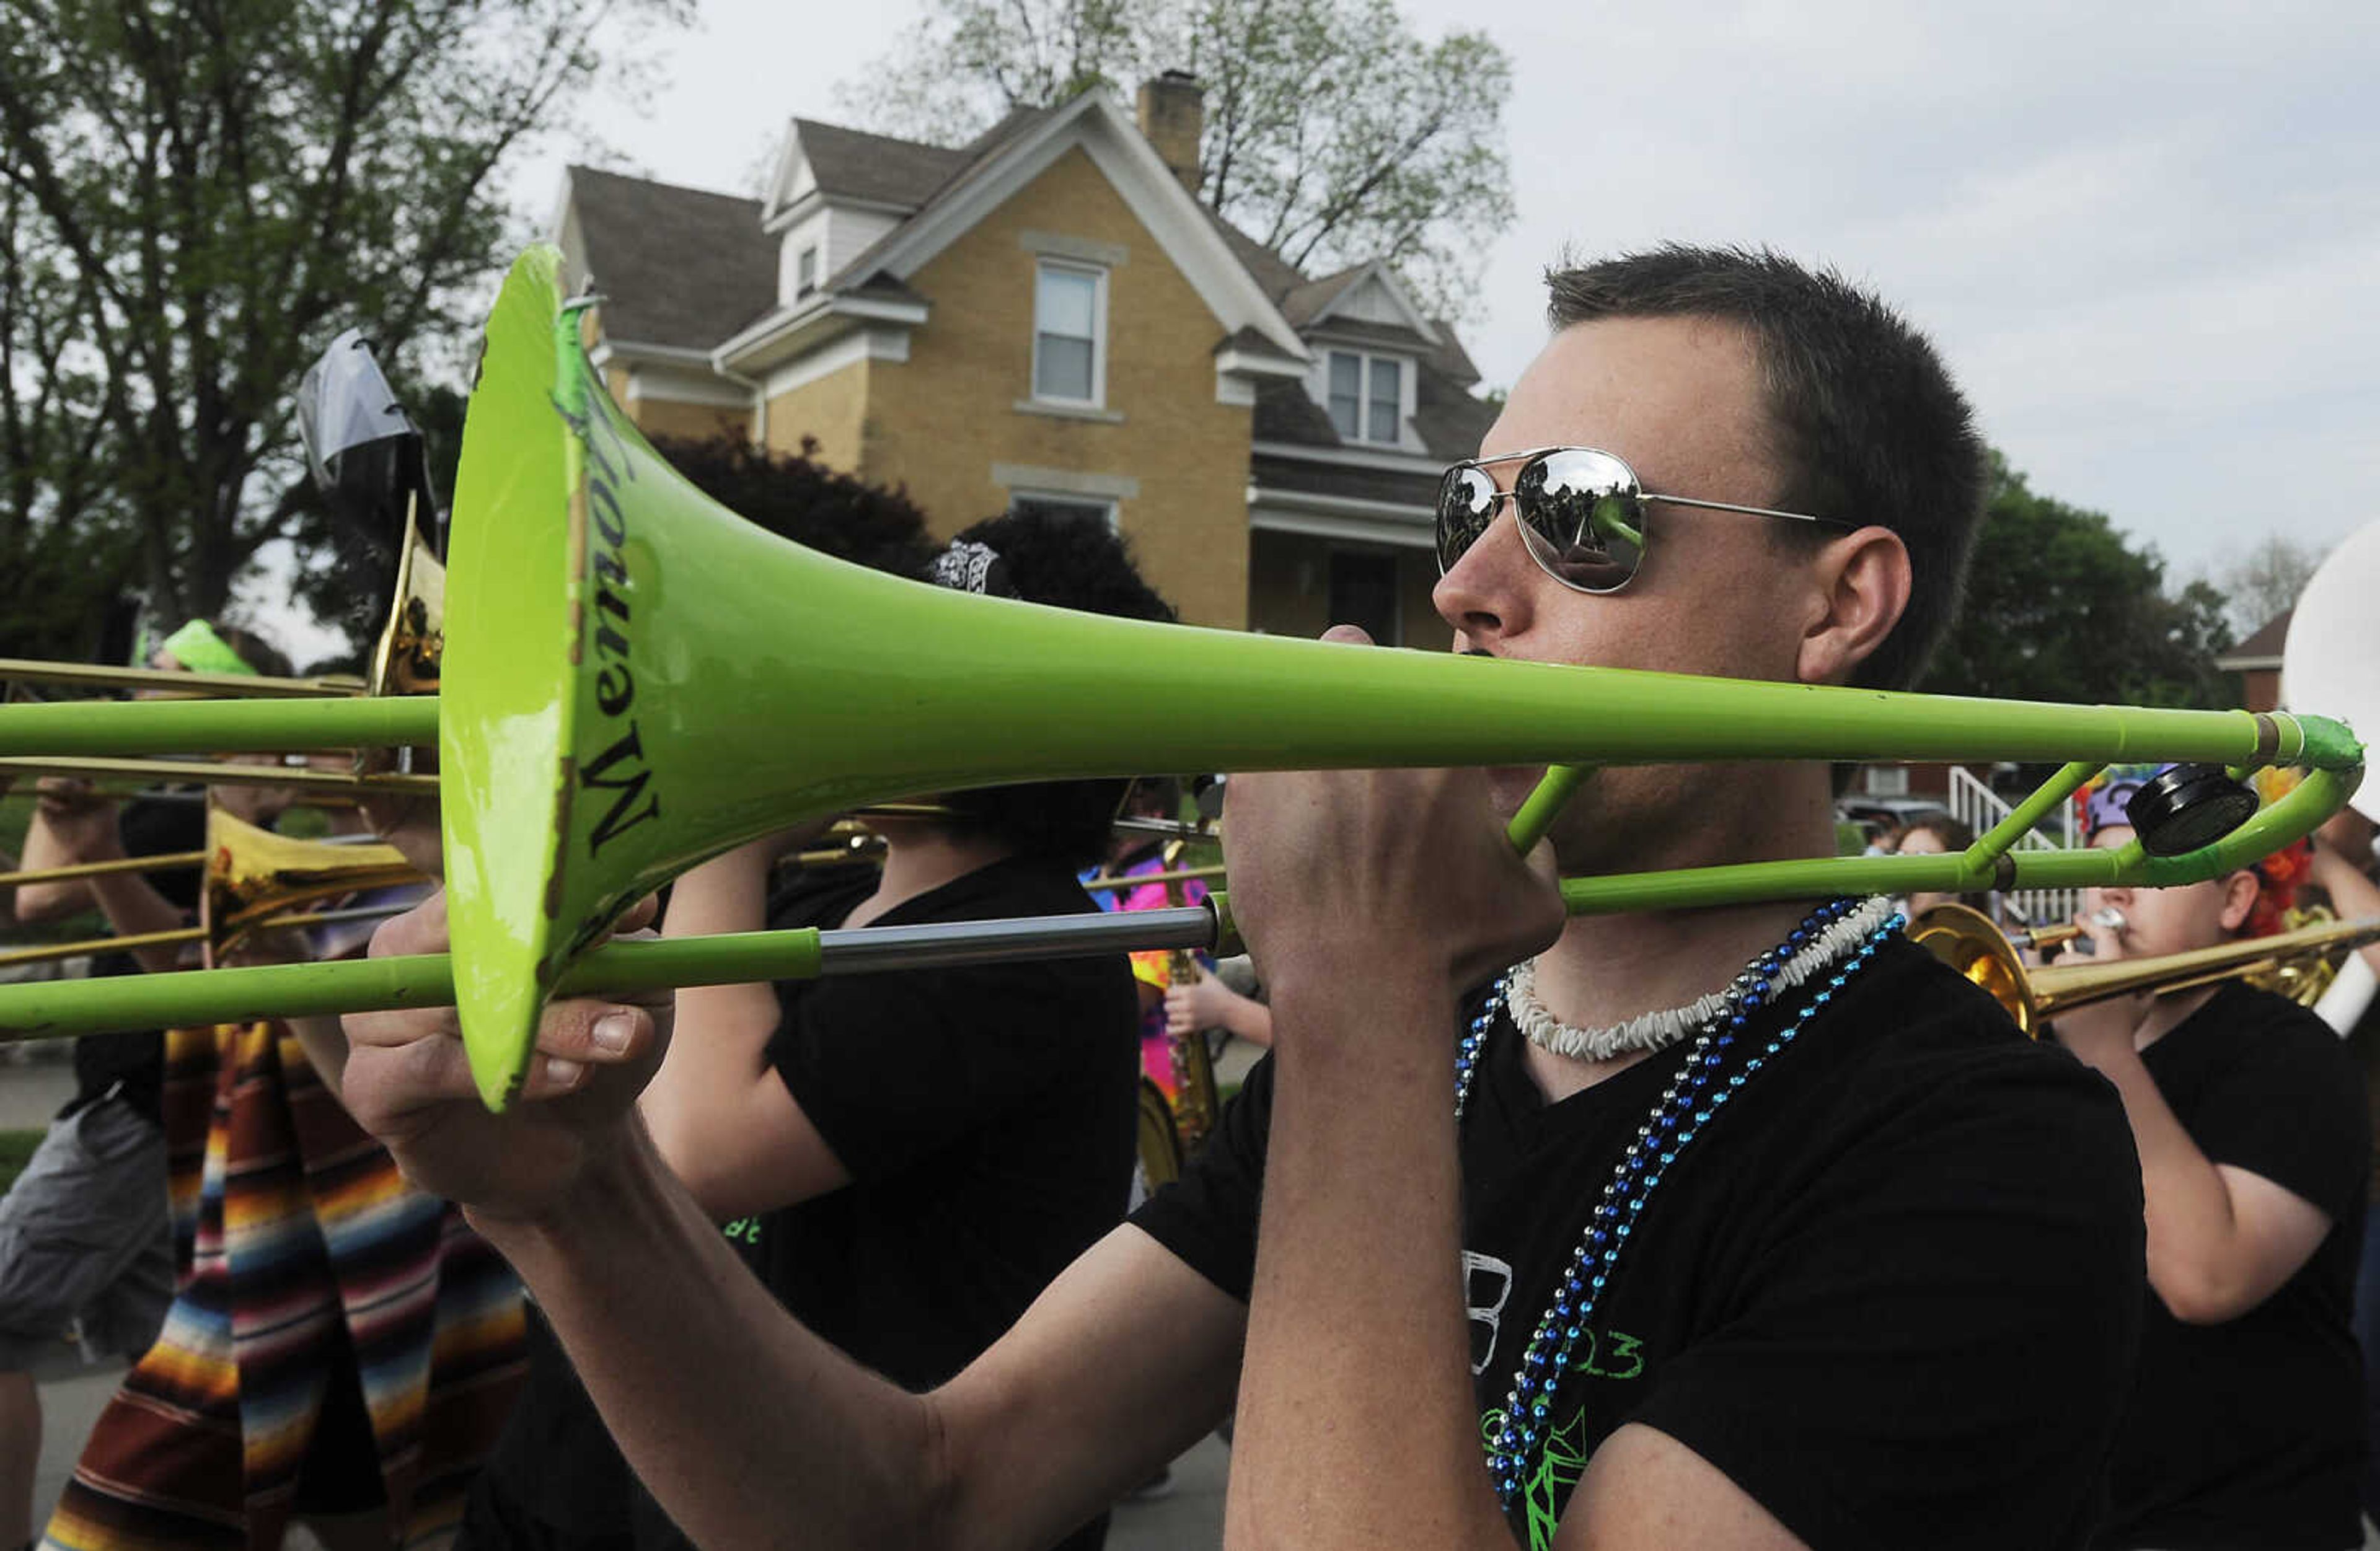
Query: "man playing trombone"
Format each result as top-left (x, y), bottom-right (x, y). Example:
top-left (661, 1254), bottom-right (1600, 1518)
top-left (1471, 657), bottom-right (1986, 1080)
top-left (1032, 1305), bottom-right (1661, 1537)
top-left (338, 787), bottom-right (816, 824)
top-left (338, 246), bottom-right (2148, 1549)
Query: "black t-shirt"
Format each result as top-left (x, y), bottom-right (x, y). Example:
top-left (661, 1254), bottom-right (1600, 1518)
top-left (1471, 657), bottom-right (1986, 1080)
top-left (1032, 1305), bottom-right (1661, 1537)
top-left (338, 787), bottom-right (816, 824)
top-left (1134, 933), bottom-right (2148, 1549)
top-left (66, 796), bottom-right (203, 1125)
top-left (736, 855), bottom-right (1140, 1391)
top-left (2096, 983), bottom-right (2369, 1550)
top-left (470, 854), bottom-right (1140, 1550)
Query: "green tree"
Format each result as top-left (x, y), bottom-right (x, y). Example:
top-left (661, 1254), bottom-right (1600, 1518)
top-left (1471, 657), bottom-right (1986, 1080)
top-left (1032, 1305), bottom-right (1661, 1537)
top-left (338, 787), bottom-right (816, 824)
top-left (1922, 453), bottom-right (2236, 710)
top-left (840, 0), bottom-right (1515, 320)
top-left (0, 176), bottom-right (138, 659)
top-left (0, 0), bottom-right (688, 652)
top-left (648, 432), bottom-right (938, 578)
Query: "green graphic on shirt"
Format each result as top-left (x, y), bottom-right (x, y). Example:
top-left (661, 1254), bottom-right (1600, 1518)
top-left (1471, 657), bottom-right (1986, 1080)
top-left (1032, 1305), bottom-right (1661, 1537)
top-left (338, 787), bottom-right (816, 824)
top-left (1481, 1404), bottom-right (1590, 1551)
top-left (1478, 1325), bottom-right (1644, 1550)
top-left (1582, 1328), bottom-right (1643, 1380)
top-left (721, 1216), bottom-right (762, 1246)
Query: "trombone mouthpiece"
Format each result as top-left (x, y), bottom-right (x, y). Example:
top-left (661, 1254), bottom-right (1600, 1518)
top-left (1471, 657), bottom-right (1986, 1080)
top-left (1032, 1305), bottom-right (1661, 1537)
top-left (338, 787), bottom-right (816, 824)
top-left (2061, 907), bottom-right (2127, 957)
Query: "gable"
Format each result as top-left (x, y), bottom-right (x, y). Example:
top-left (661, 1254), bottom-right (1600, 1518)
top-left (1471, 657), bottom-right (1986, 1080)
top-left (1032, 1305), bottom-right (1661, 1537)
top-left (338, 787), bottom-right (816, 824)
top-left (843, 90), bottom-right (1305, 362)
top-left (563, 167), bottom-right (775, 351)
top-left (764, 119), bottom-right (969, 226)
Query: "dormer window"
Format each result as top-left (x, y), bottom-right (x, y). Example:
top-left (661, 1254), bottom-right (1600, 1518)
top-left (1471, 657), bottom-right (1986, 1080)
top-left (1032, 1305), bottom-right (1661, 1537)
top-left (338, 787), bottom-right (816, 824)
top-left (1033, 259), bottom-right (1106, 405)
top-left (795, 245), bottom-right (819, 299)
top-left (1327, 350), bottom-right (1404, 444)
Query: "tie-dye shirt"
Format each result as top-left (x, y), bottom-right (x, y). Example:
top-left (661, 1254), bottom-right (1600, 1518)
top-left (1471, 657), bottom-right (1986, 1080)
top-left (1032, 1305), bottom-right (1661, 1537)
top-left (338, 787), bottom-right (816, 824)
top-left (1083, 850), bottom-right (1211, 1097)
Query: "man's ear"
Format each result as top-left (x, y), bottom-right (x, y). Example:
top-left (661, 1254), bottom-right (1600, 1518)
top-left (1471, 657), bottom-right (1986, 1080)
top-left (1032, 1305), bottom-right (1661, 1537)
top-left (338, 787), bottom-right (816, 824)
top-left (1795, 525), bottom-right (1912, 687)
top-left (2216, 870), bottom-right (2261, 934)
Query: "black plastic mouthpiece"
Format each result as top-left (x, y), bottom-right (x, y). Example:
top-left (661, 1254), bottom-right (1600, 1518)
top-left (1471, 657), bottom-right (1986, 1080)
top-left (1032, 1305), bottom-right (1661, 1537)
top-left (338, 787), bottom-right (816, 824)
top-left (2125, 763), bottom-right (2261, 857)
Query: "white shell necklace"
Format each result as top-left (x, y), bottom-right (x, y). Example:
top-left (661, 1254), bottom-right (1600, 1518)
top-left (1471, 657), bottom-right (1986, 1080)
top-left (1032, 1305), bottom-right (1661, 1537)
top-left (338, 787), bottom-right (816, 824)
top-left (1501, 897), bottom-right (1900, 1061)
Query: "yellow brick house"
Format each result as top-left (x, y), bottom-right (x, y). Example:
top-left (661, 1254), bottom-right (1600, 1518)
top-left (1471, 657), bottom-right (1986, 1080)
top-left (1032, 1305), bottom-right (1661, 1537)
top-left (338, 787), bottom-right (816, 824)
top-left (552, 74), bottom-right (1495, 644)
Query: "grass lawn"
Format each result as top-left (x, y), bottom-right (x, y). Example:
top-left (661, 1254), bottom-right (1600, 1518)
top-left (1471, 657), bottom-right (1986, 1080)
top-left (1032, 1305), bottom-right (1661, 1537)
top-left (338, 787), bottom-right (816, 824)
top-left (0, 1128), bottom-right (42, 1197)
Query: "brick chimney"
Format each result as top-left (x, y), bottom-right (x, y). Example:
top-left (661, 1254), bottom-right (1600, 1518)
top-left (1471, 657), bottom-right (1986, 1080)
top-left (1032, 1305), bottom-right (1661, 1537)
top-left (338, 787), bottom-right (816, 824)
top-left (1135, 71), bottom-right (1204, 195)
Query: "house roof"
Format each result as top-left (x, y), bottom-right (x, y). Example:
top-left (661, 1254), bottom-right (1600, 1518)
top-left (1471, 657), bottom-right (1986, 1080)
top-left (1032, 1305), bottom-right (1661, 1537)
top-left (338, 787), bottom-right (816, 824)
top-left (791, 119), bottom-right (970, 208)
top-left (1277, 266), bottom-right (1370, 328)
top-left (2216, 607), bottom-right (2293, 670)
top-left (1411, 362), bottom-right (1497, 460)
top-left (567, 167), bottom-right (776, 352)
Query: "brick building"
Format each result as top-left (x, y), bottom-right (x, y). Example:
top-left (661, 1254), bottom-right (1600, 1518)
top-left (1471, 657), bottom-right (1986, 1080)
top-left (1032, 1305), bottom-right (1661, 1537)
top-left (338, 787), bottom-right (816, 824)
top-left (550, 76), bottom-right (1495, 643)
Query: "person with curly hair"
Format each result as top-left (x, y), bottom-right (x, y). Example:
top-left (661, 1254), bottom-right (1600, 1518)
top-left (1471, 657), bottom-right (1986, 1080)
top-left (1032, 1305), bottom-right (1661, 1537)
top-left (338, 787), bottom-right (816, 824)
top-left (2059, 764), bottom-right (2368, 1550)
top-left (451, 507), bottom-right (1170, 1551)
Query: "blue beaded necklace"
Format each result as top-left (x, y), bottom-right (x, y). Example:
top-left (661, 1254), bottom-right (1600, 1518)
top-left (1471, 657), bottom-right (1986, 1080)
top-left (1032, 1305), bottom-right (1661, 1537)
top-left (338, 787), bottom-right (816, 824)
top-left (1453, 895), bottom-right (1904, 1527)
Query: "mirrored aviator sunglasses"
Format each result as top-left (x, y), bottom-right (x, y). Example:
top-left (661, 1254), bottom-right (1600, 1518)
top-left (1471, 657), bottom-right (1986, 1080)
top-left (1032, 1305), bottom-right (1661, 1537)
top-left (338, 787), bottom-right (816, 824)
top-left (1434, 446), bottom-right (1846, 595)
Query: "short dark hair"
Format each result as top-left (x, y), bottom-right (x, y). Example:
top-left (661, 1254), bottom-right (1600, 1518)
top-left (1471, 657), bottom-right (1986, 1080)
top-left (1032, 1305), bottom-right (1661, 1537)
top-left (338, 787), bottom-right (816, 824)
top-left (1897, 812), bottom-right (1976, 853)
top-left (211, 621), bottom-right (293, 680)
top-left (1544, 245), bottom-right (1985, 691)
top-left (937, 510), bottom-right (1179, 868)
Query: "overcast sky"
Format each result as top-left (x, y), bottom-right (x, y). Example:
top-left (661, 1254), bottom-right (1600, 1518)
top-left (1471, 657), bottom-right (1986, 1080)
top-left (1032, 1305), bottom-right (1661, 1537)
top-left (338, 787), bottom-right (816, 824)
top-left (482, 0), bottom-right (2376, 607)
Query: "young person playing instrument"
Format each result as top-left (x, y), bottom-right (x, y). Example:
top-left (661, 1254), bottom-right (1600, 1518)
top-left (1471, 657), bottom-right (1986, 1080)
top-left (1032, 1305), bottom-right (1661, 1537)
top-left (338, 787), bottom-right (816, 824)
top-left (337, 247), bottom-right (2148, 1550)
top-left (1083, 777), bottom-right (1214, 1109)
top-left (454, 508), bottom-right (1162, 1551)
top-left (38, 653), bottom-right (529, 1551)
top-left (2059, 768), bottom-right (2368, 1550)
top-left (0, 620), bottom-right (289, 1551)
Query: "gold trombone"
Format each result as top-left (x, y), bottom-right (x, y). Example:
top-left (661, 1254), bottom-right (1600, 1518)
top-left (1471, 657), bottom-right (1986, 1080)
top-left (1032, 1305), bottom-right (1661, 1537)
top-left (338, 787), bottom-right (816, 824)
top-left (0, 509), bottom-right (444, 710)
top-left (1908, 903), bottom-right (2380, 1038)
top-left (0, 247), bottom-right (2364, 1111)
top-left (0, 812), bottom-right (421, 973)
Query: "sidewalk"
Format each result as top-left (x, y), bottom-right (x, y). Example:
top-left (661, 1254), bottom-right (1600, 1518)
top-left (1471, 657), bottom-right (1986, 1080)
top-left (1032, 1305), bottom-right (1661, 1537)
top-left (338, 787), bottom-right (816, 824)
top-left (0, 1050), bottom-right (73, 1133)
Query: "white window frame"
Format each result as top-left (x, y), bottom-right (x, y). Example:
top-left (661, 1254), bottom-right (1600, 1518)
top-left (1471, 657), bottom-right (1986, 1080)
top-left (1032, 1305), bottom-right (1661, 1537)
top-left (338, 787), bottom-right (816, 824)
top-left (1031, 258), bottom-right (1108, 408)
top-left (795, 245), bottom-right (819, 299)
top-left (1324, 349), bottom-right (1408, 446)
top-left (1007, 488), bottom-right (1119, 530)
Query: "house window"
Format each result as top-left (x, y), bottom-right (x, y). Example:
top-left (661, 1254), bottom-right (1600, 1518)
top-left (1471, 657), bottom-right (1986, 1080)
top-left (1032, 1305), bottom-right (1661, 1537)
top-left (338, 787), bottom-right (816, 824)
top-left (1008, 490), bottom-right (1117, 529)
top-left (1328, 550), bottom-right (1401, 646)
top-left (1325, 351), bottom-right (1405, 444)
top-left (1033, 260), bottom-right (1106, 405)
top-left (796, 245), bottom-right (819, 299)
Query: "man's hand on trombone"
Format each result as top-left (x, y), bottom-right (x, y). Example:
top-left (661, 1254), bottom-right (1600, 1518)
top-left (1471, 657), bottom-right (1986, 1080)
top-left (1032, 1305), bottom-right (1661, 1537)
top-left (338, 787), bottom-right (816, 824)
top-left (1223, 625), bottom-right (1567, 1011)
top-left (340, 889), bottom-right (673, 1226)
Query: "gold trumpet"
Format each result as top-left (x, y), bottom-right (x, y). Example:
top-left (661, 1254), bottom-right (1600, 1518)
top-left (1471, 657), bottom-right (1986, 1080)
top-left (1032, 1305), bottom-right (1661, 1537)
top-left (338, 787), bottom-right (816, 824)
top-left (0, 755), bottom-right (438, 796)
top-left (0, 659), bottom-right (363, 700)
top-left (1908, 903), bottom-right (2380, 1038)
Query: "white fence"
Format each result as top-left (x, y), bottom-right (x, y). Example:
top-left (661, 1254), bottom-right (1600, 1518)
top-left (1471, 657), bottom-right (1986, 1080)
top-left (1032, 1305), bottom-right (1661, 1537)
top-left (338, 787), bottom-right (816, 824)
top-left (1944, 765), bottom-right (2078, 931)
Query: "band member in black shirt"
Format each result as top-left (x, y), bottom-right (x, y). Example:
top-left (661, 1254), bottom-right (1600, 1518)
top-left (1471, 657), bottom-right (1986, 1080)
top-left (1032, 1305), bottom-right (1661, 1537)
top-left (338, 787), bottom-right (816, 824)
top-left (457, 510), bottom-right (1165, 1551)
top-left (341, 247), bottom-right (2148, 1549)
top-left (2060, 767), bottom-right (2368, 1550)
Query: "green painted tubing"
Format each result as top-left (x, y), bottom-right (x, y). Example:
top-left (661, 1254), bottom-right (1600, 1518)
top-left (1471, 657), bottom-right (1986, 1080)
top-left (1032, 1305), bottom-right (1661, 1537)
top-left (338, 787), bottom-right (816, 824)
top-left (0, 930), bottom-right (827, 1043)
top-left (7, 765), bottom-right (2358, 1042)
top-left (1, 682), bottom-right (2363, 779)
top-left (1507, 764), bottom-right (1593, 855)
top-left (1559, 764), bottom-right (2361, 915)
top-left (1962, 761), bottom-right (2103, 886)
top-left (0, 695), bottom-right (439, 757)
